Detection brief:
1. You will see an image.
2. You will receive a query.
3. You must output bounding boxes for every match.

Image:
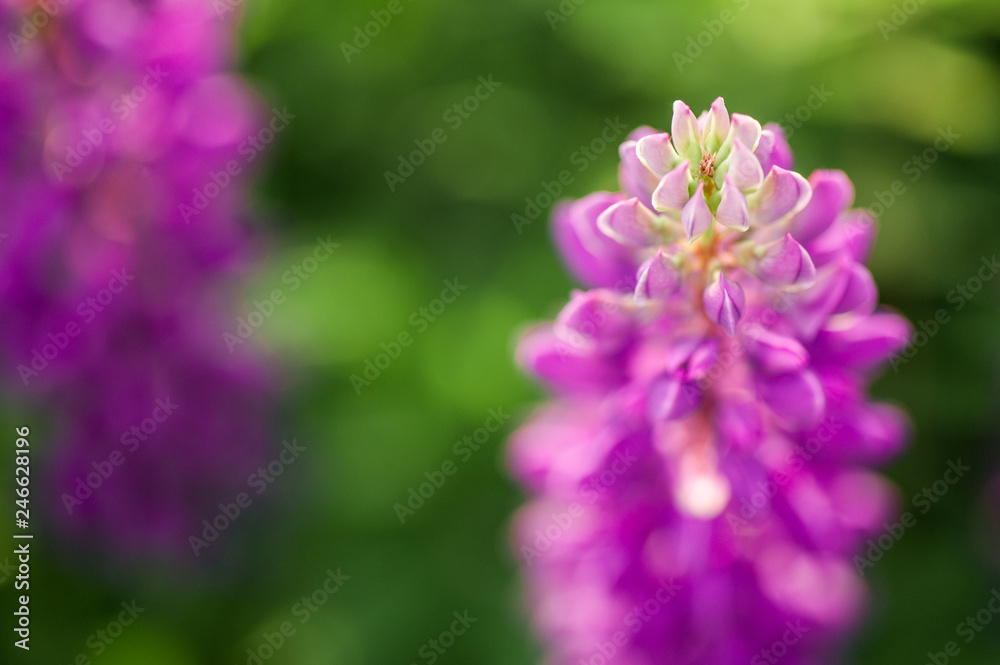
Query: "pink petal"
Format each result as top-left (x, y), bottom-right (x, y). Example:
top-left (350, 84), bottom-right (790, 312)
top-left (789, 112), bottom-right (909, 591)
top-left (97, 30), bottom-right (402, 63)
top-left (756, 233), bottom-right (817, 288)
top-left (648, 373), bottom-right (702, 422)
top-left (618, 128), bottom-right (661, 209)
top-left (682, 182), bottom-right (712, 240)
top-left (702, 97), bottom-right (730, 150)
top-left (555, 290), bottom-right (634, 353)
top-left (755, 124), bottom-right (794, 174)
top-left (811, 313), bottom-right (912, 370)
top-left (726, 139), bottom-right (764, 191)
top-left (757, 369), bottom-right (825, 429)
top-left (752, 166), bottom-right (812, 225)
top-left (634, 249), bottom-right (682, 301)
top-left (789, 170), bottom-right (855, 244)
top-left (651, 160), bottom-right (692, 212)
top-left (666, 335), bottom-right (720, 380)
top-left (636, 132), bottom-right (680, 178)
top-left (703, 272), bottom-right (746, 336)
top-left (729, 113), bottom-right (762, 152)
top-left (744, 327), bottom-right (810, 373)
top-left (833, 262), bottom-right (877, 317)
top-left (671, 100), bottom-right (701, 160)
top-left (551, 192), bottom-right (634, 289)
top-left (716, 177), bottom-right (749, 231)
top-left (596, 198), bottom-right (661, 247)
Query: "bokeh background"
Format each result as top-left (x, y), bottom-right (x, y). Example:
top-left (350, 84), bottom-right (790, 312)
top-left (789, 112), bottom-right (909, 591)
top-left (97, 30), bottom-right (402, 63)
top-left (3, 0), bottom-right (1000, 663)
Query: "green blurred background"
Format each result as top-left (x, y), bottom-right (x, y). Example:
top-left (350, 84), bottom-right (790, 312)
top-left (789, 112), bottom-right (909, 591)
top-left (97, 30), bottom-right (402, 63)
top-left (6, 0), bottom-right (1000, 663)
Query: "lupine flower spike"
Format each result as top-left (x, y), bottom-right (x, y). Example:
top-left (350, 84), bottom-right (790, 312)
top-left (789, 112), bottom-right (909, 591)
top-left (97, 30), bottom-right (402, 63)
top-left (0, 0), bottom-right (272, 560)
top-left (512, 98), bottom-right (912, 664)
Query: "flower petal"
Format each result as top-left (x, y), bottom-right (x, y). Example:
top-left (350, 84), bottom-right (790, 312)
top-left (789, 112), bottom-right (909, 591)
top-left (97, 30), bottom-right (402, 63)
top-left (666, 335), bottom-right (720, 380)
top-left (517, 325), bottom-right (624, 394)
top-left (648, 373), bottom-right (702, 422)
top-left (811, 313), bottom-right (912, 371)
top-left (839, 210), bottom-right (876, 264)
top-left (755, 233), bottom-right (816, 288)
top-left (757, 369), bottom-right (825, 429)
top-left (674, 458), bottom-right (731, 519)
top-left (806, 208), bottom-right (876, 268)
top-left (701, 97), bottom-right (730, 152)
top-left (751, 166), bottom-right (812, 225)
top-left (817, 401), bottom-right (910, 463)
top-left (636, 132), bottom-right (680, 178)
top-left (725, 139), bottom-right (764, 191)
top-left (729, 113), bottom-right (762, 152)
top-left (744, 327), bottom-right (810, 373)
top-left (551, 192), bottom-right (634, 289)
top-left (596, 197), bottom-right (662, 247)
top-left (786, 259), bottom-right (875, 339)
top-left (682, 182), bottom-right (713, 241)
top-left (618, 127), bottom-right (661, 209)
top-left (789, 170), bottom-right (854, 244)
top-left (671, 100), bottom-right (702, 162)
top-left (716, 398), bottom-right (764, 449)
top-left (716, 177), bottom-right (750, 231)
top-left (634, 249), bottom-right (682, 301)
top-left (754, 123), bottom-right (794, 174)
top-left (703, 272), bottom-right (746, 336)
top-left (833, 262), bottom-right (877, 317)
top-left (651, 160), bottom-right (692, 212)
top-left (555, 290), bottom-right (634, 353)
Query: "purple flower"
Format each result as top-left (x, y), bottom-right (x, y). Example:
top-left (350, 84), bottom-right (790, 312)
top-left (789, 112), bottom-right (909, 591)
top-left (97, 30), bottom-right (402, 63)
top-left (510, 99), bottom-right (911, 664)
top-left (0, 0), bottom-right (274, 560)
top-left (45, 312), bottom-right (271, 559)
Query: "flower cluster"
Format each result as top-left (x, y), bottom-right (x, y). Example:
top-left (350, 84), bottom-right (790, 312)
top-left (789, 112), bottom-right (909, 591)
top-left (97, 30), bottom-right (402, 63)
top-left (510, 99), bottom-right (911, 664)
top-left (0, 0), bottom-right (273, 560)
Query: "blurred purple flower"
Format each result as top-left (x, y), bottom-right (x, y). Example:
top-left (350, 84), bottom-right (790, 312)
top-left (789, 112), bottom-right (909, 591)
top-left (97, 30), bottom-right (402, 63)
top-left (0, 0), bottom-right (274, 560)
top-left (510, 98), bottom-right (911, 664)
